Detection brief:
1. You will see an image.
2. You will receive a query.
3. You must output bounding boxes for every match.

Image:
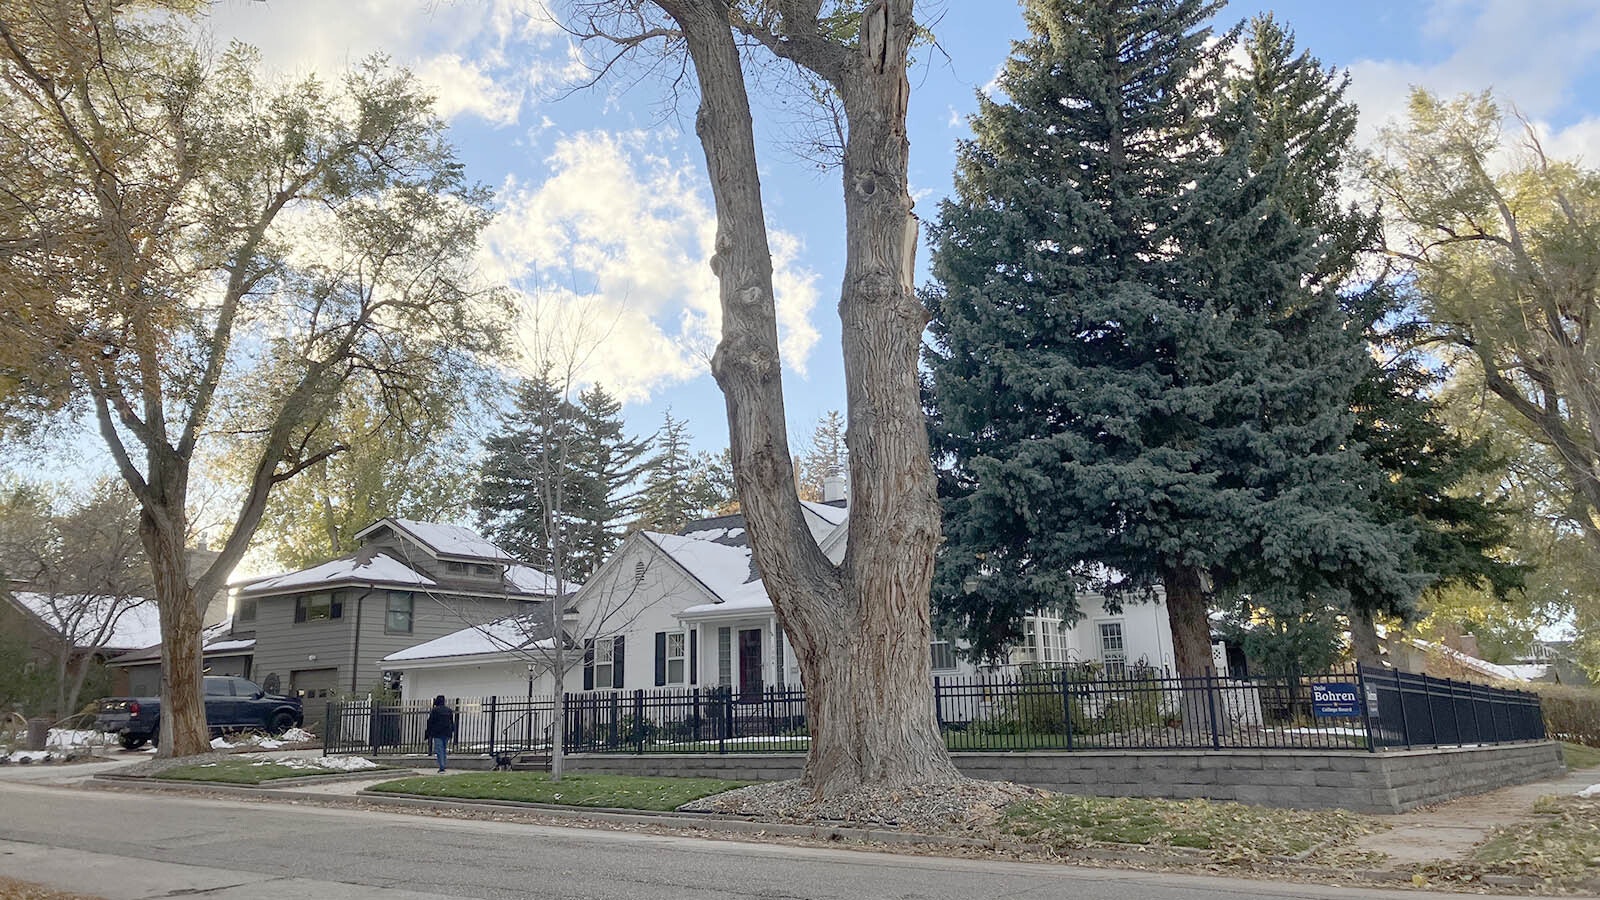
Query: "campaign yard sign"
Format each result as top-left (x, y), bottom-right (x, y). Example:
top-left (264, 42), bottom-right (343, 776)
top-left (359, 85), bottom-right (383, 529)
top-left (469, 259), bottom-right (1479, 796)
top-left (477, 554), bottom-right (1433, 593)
top-left (1312, 682), bottom-right (1362, 717)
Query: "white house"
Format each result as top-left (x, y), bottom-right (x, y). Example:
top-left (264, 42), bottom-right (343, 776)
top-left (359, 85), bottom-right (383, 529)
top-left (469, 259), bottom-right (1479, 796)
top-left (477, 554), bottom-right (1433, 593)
top-left (381, 498), bottom-right (1178, 699)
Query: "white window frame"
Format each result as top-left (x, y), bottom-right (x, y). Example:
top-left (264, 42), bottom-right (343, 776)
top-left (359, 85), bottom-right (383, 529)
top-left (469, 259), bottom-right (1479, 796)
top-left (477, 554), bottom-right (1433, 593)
top-left (593, 638), bottom-right (615, 689)
top-left (665, 631), bottom-right (687, 685)
top-left (1098, 620), bottom-right (1126, 677)
top-left (930, 640), bottom-right (957, 672)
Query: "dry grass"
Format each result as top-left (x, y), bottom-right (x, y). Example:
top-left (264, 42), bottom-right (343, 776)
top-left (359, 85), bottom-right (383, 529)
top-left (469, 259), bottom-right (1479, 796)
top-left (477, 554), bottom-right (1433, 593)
top-left (0, 876), bottom-right (103, 900)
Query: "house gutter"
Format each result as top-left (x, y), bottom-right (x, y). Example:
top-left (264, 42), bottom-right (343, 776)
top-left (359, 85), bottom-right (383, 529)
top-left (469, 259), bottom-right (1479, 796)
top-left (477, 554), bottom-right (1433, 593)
top-left (350, 587), bottom-right (376, 692)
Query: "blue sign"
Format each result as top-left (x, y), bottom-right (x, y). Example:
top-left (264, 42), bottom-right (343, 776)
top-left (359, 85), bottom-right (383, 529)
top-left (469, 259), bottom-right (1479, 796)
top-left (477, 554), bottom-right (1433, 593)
top-left (1312, 682), bottom-right (1362, 717)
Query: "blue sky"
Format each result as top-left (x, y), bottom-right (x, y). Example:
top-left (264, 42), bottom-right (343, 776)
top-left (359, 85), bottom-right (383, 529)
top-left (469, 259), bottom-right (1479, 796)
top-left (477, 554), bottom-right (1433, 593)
top-left (51, 1), bottom-right (1600, 476)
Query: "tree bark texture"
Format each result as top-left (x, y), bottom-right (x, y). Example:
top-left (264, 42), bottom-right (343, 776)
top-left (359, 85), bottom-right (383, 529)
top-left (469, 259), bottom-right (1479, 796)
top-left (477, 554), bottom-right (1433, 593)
top-left (1349, 609), bottom-right (1384, 668)
top-left (656, 0), bottom-right (956, 796)
top-left (141, 503), bottom-right (210, 757)
top-left (1162, 565), bottom-right (1214, 678)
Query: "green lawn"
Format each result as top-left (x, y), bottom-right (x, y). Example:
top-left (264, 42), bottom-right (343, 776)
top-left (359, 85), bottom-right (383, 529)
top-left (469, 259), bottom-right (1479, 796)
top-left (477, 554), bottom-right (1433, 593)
top-left (1563, 741), bottom-right (1600, 769)
top-left (156, 760), bottom-right (383, 784)
top-left (366, 772), bottom-right (749, 811)
top-left (1001, 795), bottom-right (1385, 858)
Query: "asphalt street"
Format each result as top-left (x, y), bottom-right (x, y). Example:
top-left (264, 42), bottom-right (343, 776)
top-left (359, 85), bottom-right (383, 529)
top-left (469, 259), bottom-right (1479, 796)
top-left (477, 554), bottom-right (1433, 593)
top-left (0, 778), bottom-right (1573, 900)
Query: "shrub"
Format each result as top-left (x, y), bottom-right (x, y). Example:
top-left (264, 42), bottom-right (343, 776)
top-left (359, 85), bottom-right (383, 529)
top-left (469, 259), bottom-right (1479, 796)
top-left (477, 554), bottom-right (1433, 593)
top-left (1531, 684), bottom-right (1600, 748)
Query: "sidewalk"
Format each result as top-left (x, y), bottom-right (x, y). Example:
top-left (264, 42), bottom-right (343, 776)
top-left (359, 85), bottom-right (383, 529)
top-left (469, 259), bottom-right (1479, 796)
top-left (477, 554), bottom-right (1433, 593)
top-left (1352, 764), bottom-right (1600, 865)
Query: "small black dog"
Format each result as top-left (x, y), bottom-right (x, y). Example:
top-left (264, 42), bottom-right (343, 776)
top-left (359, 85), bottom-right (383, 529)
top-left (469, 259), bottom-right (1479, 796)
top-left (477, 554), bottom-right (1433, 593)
top-left (491, 751), bottom-right (515, 771)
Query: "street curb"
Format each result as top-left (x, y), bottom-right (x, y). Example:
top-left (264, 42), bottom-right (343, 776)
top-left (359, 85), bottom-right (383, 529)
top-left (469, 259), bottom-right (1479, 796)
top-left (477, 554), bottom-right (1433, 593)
top-left (79, 776), bottom-right (1561, 892)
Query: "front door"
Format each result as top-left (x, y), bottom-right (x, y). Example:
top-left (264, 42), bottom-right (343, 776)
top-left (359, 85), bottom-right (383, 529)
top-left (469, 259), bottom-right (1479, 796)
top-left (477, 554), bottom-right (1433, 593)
top-left (738, 628), bottom-right (763, 698)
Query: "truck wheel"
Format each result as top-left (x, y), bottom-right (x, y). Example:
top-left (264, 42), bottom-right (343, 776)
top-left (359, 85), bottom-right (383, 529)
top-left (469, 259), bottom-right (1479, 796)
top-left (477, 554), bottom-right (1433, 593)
top-left (269, 711), bottom-right (296, 736)
top-left (118, 734), bottom-right (147, 750)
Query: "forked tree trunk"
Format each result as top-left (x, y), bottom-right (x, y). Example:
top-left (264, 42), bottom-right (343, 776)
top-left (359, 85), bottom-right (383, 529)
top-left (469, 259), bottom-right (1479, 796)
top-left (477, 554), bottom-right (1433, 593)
top-left (658, 0), bottom-right (956, 796)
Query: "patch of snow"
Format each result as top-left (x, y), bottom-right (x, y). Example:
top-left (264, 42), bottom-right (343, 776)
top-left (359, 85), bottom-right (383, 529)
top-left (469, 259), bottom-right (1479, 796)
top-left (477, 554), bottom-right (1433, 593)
top-left (1280, 726), bottom-right (1368, 736)
top-left (253, 754), bottom-right (379, 772)
top-left (4, 750), bottom-right (53, 763)
top-left (505, 564), bottom-right (577, 596)
top-left (390, 519), bottom-right (512, 562)
top-left (204, 639), bottom-right (255, 653)
top-left (46, 728), bottom-right (104, 749)
top-left (241, 551), bottom-right (436, 594)
top-left (210, 736), bottom-right (236, 749)
top-left (9, 591), bottom-right (162, 651)
top-left (384, 614), bottom-right (553, 662)
top-left (1580, 784), bottom-right (1600, 798)
top-left (646, 532), bottom-right (771, 612)
top-left (279, 727), bottom-right (316, 743)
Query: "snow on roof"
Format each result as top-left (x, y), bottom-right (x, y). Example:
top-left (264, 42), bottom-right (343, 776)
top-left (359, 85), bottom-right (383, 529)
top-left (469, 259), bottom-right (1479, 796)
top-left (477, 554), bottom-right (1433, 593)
top-left (204, 638), bottom-right (255, 654)
top-left (801, 500), bottom-right (848, 526)
top-left (239, 547), bottom-right (436, 596)
top-left (505, 564), bottom-right (578, 596)
top-left (8, 591), bottom-right (162, 651)
top-left (646, 532), bottom-right (773, 614)
top-left (384, 613), bottom-right (555, 662)
top-left (386, 519), bottom-right (513, 562)
top-left (1411, 638), bottom-right (1530, 682)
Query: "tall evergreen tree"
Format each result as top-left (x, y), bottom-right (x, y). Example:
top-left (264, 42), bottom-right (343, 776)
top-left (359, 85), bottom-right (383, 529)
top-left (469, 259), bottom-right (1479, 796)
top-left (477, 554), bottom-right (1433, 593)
top-left (474, 373), bottom-right (583, 576)
top-left (635, 410), bottom-right (720, 532)
top-left (1224, 17), bottom-right (1520, 664)
top-left (567, 384), bottom-right (650, 578)
top-left (797, 410), bottom-right (848, 501)
top-left (925, 0), bottom-right (1416, 676)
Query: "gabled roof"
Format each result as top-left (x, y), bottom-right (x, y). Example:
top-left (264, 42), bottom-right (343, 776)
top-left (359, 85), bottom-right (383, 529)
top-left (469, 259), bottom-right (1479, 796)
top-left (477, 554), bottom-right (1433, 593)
top-left (353, 517), bottom-right (514, 563)
top-left (237, 544), bottom-right (437, 597)
top-left (5, 590), bottom-right (163, 652)
top-left (644, 532), bottom-right (769, 612)
top-left (107, 619), bottom-right (251, 666)
top-left (383, 610), bottom-right (558, 664)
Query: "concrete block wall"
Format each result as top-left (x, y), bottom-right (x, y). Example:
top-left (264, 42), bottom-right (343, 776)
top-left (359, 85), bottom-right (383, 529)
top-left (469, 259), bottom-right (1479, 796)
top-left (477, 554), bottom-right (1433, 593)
top-left (563, 741), bottom-right (1565, 814)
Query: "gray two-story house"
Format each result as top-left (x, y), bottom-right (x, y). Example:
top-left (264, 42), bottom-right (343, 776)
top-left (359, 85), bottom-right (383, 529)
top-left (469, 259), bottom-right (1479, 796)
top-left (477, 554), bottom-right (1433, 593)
top-left (233, 518), bottom-right (561, 705)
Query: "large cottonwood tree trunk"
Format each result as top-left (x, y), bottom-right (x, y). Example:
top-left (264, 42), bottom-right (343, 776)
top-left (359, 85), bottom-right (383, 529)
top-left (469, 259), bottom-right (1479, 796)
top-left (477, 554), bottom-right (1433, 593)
top-left (654, 0), bottom-right (957, 796)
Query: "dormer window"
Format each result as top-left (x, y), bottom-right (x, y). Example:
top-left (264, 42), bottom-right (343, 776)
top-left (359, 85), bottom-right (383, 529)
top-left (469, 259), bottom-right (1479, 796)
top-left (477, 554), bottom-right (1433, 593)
top-left (473, 563), bottom-right (496, 576)
top-left (447, 561), bottom-right (466, 573)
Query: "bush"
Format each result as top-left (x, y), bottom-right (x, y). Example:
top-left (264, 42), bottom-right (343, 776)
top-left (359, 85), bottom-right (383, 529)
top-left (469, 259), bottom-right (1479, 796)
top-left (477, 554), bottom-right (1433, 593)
top-left (971, 672), bottom-right (1172, 737)
top-left (1532, 684), bottom-right (1600, 747)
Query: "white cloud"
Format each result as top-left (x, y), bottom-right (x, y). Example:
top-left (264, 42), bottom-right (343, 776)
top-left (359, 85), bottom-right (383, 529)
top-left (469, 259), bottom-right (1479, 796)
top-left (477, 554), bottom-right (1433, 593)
top-left (199, 0), bottom-right (569, 126)
top-left (1346, 0), bottom-right (1600, 145)
top-left (480, 131), bottom-right (822, 401)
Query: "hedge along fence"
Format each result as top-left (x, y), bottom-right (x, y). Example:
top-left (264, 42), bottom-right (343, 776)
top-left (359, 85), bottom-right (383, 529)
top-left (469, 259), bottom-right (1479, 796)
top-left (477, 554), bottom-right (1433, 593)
top-left (1532, 683), bottom-right (1600, 748)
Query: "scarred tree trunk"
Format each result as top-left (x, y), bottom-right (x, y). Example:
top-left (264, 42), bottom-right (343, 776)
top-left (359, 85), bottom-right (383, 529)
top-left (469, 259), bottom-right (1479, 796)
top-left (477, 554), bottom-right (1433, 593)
top-left (658, 0), bottom-right (957, 796)
top-left (1162, 565), bottom-right (1214, 678)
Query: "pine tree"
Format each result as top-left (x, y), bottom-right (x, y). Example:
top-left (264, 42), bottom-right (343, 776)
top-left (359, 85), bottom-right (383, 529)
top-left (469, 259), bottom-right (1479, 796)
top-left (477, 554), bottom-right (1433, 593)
top-left (1224, 17), bottom-right (1519, 664)
top-left (566, 384), bottom-right (651, 580)
top-left (924, 0), bottom-right (1416, 676)
top-left (473, 373), bottom-right (583, 575)
top-left (635, 410), bottom-right (710, 533)
top-left (797, 410), bottom-right (848, 501)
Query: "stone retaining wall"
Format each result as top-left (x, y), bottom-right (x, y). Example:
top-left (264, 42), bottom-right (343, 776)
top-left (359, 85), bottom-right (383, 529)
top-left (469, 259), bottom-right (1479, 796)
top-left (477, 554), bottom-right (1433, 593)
top-left (564, 740), bottom-right (1565, 814)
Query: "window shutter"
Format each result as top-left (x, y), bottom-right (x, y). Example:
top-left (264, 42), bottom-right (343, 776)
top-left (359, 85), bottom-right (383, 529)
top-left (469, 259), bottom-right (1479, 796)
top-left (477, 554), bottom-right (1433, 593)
top-left (689, 629), bottom-right (698, 685)
top-left (612, 636), bottom-right (626, 689)
top-left (582, 638), bottom-right (595, 691)
top-left (654, 632), bottom-right (667, 687)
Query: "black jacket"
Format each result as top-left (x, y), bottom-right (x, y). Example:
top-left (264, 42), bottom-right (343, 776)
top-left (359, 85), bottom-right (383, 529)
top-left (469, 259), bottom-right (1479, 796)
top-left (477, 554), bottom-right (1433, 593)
top-left (424, 705), bottom-right (454, 740)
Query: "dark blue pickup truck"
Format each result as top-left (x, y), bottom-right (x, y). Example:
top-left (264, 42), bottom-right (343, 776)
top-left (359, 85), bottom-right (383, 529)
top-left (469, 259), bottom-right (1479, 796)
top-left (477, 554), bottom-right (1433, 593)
top-left (97, 675), bottom-right (304, 750)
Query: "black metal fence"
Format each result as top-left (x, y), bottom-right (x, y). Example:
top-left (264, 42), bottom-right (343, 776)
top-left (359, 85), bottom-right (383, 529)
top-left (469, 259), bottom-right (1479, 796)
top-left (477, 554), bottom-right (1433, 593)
top-left (324, 695), bottom-right (556, 757)
top-left (325, 665), bottom-right (1546, 757)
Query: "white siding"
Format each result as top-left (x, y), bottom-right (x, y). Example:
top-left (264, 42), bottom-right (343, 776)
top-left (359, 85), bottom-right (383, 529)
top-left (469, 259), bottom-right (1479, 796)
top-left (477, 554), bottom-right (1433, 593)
top-left (403, 661), bottom-right (543, 703)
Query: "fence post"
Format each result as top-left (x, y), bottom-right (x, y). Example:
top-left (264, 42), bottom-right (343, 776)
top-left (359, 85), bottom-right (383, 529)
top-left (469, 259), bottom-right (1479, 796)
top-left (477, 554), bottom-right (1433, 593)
top-left (933, 676), bottom-right (945, 732)
top-left (487, 696), bottom-right (498, 758)
top-left (720, 689), bottom-right (733, 755)
top-left (325, 701), bottom-right (334, 755)
top-left (1392, 669), bottom-right (1411, 749)
top-left (1059, 670), bottom-right (1075, 752)
top-left (1205, 668), bottom-right (1222, 750)
top-left (1355, 666), bottom-right (1376, 753)
top-left (1445, 679), bottom-right (1461, 746)
top-left (1423, 677), bottom-right (1439, 748)
top-left (691, 688), bottom-right (701, 743)
top-left (633, 689), bottom-right (645, 753)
